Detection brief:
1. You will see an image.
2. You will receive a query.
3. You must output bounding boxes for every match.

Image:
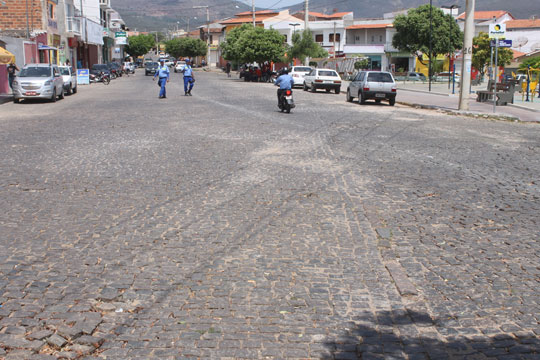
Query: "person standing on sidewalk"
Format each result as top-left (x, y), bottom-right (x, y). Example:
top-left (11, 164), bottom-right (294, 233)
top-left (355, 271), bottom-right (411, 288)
top-left (226, 61), bottom-right (232, 78)
top-left (153, 59), bottom-right (170, 99)
top-left (7, 62), bottom-right (19, 91)
top-left (182, 59), bottom-right (195, 96)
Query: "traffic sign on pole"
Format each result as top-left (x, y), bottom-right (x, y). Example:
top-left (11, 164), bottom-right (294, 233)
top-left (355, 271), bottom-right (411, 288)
top-left (490, 39), bottom-right (512, 48)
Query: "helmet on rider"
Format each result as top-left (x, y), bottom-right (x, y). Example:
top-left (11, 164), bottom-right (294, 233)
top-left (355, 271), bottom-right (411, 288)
top-left (280, 67), bottom-right (289, 75)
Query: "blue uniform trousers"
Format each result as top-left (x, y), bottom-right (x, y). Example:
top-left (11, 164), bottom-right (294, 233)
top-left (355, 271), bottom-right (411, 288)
top-left (184, 76), bottom-right (194, 93)
top-left (158, 77), bottom-right (167, 97)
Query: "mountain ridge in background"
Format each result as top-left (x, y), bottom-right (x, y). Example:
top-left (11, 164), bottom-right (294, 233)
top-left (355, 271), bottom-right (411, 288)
top-left (114, 0), bottom-right (540, 32)
top-left (290, 0), bottom-right (539, 19)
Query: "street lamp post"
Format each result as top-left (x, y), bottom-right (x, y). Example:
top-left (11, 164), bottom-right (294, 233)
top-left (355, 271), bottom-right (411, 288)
top-left (441, 5), bottom-right (460, 90)
top-left (289, 23), bottom-right (300, 33)
top-left (252, 0), bottom-right (256, 27)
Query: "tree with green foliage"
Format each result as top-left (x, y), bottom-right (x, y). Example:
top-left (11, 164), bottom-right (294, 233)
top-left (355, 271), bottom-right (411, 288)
top-left (392, 4), bottom-right (463, 77)
top-left (222, 24), bottom-right (286, 64)
top-left (287, 29), bottom-right (328, 63)
top-left (472, 32), bottom-right (513, 78)
top-left (165, 37), bottom-right (207, 59)
top-left (518, 56), bottom-right (540, 72)
top-left (354, 58), bottom-right (369, 70)
top-left (156, 32), bottom-right (166, 42)
top-left (236, 26), bottom-right (286, 64)
top-left (125, 34), bottom-right (155, 58)
top-left (221, 24), bottom-right (252, 63)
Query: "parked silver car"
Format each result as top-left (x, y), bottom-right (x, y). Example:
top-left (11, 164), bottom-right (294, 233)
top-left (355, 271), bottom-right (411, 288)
top-left (59, 66), bottom-right (77, 95)
top-left (12, 64), bottom-right (64, 103)
top-left (346, 70), bottom-right (397, 106)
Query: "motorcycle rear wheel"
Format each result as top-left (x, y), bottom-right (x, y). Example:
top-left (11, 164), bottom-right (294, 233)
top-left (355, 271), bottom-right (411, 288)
top-left (103, 77), bottom-right (110, 85)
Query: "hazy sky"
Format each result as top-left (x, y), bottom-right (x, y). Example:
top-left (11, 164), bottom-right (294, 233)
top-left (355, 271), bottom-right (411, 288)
top-left (247, 0), bottom-right (303, 9)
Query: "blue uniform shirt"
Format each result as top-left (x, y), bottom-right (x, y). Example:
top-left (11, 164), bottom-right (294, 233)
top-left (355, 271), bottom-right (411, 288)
top-left (154, 64), bottom-right (170, 79)
top-left (275, 74), bottom-right (294, 90)
top-left (183, 65), bottom-right (193, 77)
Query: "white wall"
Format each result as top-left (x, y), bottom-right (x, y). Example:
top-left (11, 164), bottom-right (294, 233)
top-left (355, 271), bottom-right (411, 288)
top-left (507, 29), bottom-right (540, 54)
top-left (74, 0), bottom-right (100, 24)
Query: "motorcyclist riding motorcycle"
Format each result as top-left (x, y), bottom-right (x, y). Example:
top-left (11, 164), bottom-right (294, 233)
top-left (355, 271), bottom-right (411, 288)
top-left (274, 68), bottom-right (294, 107)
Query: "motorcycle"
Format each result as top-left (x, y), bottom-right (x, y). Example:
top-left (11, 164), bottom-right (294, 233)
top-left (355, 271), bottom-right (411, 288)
top-left (277, 89), bottom-right (295, 113)
top-left (90, 71), bottom-right (110, 85)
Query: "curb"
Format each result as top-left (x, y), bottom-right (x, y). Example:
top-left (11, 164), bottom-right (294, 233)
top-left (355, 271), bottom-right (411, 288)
top-left (398, 88), bottom-right (452, 97)
top-left (0, 95), bottom-right (14, 105)
top-left (508, 103), bottom-right (540, 113)
top-left (396, 100), bottom-right (523, 123)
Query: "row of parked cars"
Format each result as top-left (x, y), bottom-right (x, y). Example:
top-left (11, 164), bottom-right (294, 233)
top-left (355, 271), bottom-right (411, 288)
top-left (288, 66), bottom-right (397, 106)
top-left (12, 64), bottom-right (78, 103)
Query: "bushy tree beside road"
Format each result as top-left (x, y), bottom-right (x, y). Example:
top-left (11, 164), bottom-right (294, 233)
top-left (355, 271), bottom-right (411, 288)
top-left (125, 34), bottom-right (155, 58)
top-left (392, 4), bottom-right (462, 76)
top-left (472, 32), bottom-right (513, 79)
top-left (518, 56), bottom-right (540, 71)
top-left (165, 38), bottom-right (207, 59)
top-left (222, 24), bottom-right (286, 65)
top-left (287, 29), bottom-right (328, 64)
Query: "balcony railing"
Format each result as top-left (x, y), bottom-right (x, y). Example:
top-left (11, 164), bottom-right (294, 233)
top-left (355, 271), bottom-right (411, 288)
top-left (66, 17), bottom-right (81, 36)
top-left (384, 42), bottom-right (399, 52)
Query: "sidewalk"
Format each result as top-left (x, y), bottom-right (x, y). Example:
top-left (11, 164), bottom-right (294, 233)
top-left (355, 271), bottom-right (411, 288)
top-left (341, 80), bottom-right (539, 123)
top-left (0, 94), bottom-right (13, 104)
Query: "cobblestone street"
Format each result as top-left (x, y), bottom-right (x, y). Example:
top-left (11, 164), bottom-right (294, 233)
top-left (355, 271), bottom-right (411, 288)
top-left (0, 71), bottom-right (539, 359)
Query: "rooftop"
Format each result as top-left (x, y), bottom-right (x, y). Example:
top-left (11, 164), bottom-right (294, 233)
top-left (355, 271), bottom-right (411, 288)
top-left (346, 23), bottom-right (393, 30)
top-left (506, 19), bottom-right (540, 29)
top-left (456, 10), bottom-right (513, 21)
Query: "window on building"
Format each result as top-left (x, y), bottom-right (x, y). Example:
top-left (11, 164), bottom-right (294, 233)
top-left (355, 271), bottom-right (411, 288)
top-left (329, 33), bottom-right (341, 42)
top-left (48, 3), bottom-right (55, 19)
top-left (315, 34), bottom-right (323, 42)
top-left (355, 36), bottom-right (360, 41)
top-left (371, 35), bottom-right (375, 42)
top-left (379, 35), bottom-right (383, 42)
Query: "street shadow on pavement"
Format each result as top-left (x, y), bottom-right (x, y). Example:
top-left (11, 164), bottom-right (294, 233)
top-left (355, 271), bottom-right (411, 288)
top-left (323, 310), bottom-right (539, 359)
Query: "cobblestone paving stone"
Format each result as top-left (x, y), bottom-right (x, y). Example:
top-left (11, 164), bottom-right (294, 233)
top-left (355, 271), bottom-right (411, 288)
top-left (0, 72), bottom-right (538, 359)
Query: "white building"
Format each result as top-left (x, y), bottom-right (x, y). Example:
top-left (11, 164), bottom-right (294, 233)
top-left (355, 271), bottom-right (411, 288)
top-left (505, 19), bottom-right (540, 55)
top-left (456, 10), bottom-right (515, 37)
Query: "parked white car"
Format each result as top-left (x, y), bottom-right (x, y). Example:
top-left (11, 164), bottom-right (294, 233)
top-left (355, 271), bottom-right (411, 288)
top-left (59, 66), bottom-right (77, 95)
top-left (174, 61), bottom-right (186, 73)
top-left (12, 64), bottom-right (64, 103)
top-left (290, 66), bottom-right (312, 87)
top-left (347, 70), bottom-right (397, 106)
top-left (303, 68), bottom-right (342, 94)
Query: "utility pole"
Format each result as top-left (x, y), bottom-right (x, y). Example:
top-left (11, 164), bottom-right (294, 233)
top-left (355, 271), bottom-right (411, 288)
top-left (333, 21), bottom-right (336, 70)
top-left (304, 0), bottom-right (309, 66)
top-left (25, 0), bottom-right (30, 39)
top-left (79, 0), bottom-right (88, 68)
top-left (252, 0), bottom-right (256, 27)
top-left (429, 0), bottom-right (433, 92)
top-left (458, 0), bottom-right (475, 111)
top-left (193, 5), bottom-right (210, 65)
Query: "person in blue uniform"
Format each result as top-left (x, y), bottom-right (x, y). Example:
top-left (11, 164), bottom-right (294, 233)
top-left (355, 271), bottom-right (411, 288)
top-left (153, 59), bottom-right (170, 99)
top-left (182, 59), bottom-right (195, 96)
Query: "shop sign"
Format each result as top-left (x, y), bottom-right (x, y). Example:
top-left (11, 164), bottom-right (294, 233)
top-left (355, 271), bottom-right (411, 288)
top-left (489, 24), bottom-right (506, 39)
top-left (77, 69), bottom-right (90, 85)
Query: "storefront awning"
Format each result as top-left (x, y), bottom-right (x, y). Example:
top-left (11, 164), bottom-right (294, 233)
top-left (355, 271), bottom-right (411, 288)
top-left (38, 44), bottom-right (58, 51)
top-left (0, 47), bottom-right (16, 65)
